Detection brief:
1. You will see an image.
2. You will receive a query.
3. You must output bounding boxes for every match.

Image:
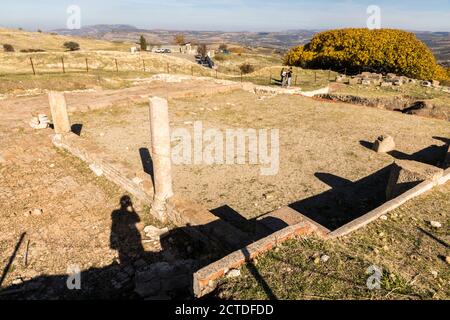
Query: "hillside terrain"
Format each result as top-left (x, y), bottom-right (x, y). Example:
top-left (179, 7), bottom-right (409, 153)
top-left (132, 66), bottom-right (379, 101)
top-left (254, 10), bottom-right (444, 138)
top-left (0, 28), bottom-right (130, 52)
top-left (52, 24), bottom-right (317, 51)
top-left (51, 25), bottom-right (450, 64)
top-left (0, 27), bottom-right (448, 300)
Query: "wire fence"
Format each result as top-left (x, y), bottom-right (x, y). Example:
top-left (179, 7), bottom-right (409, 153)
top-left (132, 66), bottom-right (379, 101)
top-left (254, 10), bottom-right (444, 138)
top-left (0, 54), bottom-right (339, 88)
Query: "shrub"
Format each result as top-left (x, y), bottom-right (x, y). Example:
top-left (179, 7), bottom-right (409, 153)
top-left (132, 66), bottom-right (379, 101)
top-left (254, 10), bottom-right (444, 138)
top-left (214, 54), bottom-right (228, 62)
top-left (3, 44), bottom-right (15, 52)
top-left (63, 41), bottom-right (80, 51)
top-left (239, 63), bottom-right (255, 74)
top-left (20, 49), bottom-right (46, 53)
top-left (219, 44), bottom-right (228, 51)
top-left (229, 47), bottom-right (245, 54)
top-left (284, 28), bottom-right (448, 81)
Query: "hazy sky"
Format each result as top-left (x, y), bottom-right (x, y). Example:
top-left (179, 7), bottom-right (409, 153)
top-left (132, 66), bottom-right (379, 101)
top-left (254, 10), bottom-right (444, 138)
top-left (1, 0), bottom-right (449, 32)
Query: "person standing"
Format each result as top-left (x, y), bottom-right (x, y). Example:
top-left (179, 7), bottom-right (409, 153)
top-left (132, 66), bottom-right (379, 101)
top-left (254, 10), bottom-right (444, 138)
top-left (281, 68), bottom-right (287, 87)
top-left (287, 67), bottom-right (293, 88)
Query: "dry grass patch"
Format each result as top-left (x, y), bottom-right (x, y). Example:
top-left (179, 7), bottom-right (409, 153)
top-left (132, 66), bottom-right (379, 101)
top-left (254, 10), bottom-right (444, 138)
top-left (216, 183), bottom-right (449, 300)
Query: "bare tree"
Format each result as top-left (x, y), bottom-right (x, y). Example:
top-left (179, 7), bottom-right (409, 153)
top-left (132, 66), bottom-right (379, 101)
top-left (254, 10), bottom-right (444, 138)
top-left (197, 44), bottom-right (208, 57)
top-left (173, 34), bottom-right (186, 46)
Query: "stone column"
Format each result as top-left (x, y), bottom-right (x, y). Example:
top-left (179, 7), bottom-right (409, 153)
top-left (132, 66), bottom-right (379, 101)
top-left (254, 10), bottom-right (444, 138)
top-left (149, 97), bottom-right (174, 222)
top-left (48, 91), bottom-right (71, 134)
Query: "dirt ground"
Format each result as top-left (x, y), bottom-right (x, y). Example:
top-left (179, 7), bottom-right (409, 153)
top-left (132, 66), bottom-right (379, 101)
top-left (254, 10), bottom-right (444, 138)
top-left (72, 90), bottom-right (449, 230)
top-left (0, 82), bottom-right (232, 299)
top-left (0, 79), bottom-right (448, 300)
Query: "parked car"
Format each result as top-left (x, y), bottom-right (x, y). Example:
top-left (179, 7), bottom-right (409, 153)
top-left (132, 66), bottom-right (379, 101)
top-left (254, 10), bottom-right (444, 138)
top-left (154, 48), bottom-right (164, 53)
top-left (163, 49), bottom-right (172, 53)
top-left (197, 56), bottom-right (215, 69)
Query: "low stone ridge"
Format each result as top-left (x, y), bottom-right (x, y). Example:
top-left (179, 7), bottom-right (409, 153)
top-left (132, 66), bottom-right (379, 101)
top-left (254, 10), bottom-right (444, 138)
top-left (386, 160), bottom-right (444, 200)
top-left (193, 222), bottom-right (316, 298)
top-left (257, 206), bottom-right (330, 237)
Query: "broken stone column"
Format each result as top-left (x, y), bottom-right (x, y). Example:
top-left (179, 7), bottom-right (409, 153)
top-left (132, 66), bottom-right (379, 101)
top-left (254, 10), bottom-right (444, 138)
top-left (48, 91), bottom-right (71, 134)
top-left (149, 97), bottom-right (174, 222)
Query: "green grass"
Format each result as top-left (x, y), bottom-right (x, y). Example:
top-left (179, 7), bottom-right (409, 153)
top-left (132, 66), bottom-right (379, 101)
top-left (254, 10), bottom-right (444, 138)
top-left (216, 184), bottom-right (450, 300)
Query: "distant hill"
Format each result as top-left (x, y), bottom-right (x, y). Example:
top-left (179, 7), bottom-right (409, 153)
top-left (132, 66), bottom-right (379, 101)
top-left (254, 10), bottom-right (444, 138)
top-left (52, 24), bottom-right (141, 37)
top-left (51, 25), bottom-right (450, 65)
top-left (51, 24), bottom-right (318, 51)
top-left (0, 28), bottom-right (131, 52)
top-left (415, 31), bottom-right (450, 66)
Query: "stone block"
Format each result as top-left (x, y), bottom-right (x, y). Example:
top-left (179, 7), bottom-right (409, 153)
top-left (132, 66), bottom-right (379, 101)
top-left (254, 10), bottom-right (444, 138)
top-left (387, 73), bottom-right (397, 80)
top-left (432, 80), bottom-right (440, 87)
top-left (386, 160), bottom-right (444, 200)
top-left (349, 78), bottom-right (361, 85)
top-left (372, 135), bottom-right (395, 153)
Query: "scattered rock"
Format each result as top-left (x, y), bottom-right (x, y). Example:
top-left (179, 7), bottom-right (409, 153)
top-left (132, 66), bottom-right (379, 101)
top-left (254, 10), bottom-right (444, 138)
top-left (372, 135), bottom-right (395, 153)
top-left (445, 256), bottom-right (450, 265)
top-left (12, 278), bottom-right (24, 285)
top-left (132, 177), bottom-right (143, 185)
top-left (226, 269), bottom-right (241, 278)
top-left (144, 225), bottom-right (169, 239)
top-left (31, 208), bottom-right (43, 216)
top-left (314, 257), bottom-right (321, 264)
top-left (263, 191), bottom-right (275, 200)
top-left (29, 114), bottom-right (50, 129)
top-left (431, 270), bottom-right (438, 278)
top-left (321, 255), bottom-right (330, 263)
top-left (380, 215), bottom-right (388, 221)
top-left (89, 163), bottom-right (104, 177)
top-left (430, 221), bottom-right (442, 228)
